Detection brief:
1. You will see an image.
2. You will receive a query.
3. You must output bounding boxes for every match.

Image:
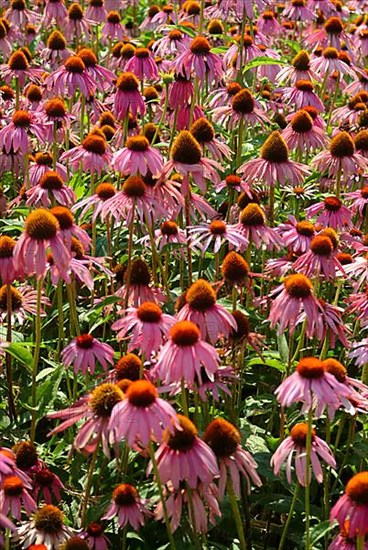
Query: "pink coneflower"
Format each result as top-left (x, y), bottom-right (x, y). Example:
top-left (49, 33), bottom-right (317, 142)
top-left (0, 475), bottom-right (36, 519)
top-left (322, 359), bottom-right (368, 414)
top-left (45, 56), bottom-right (95, 98)
top-left (113, 258), bottom-right (167, 307)
top-left (113, 71), bottom-right (145, 119)
top-left (151, 320), bottom-right (220, 385)
top-left (113, 135), bottom-right (163, 177)
top-left (227, 32), bottom-right (262, 66)
top-left (280, 80), bottom-right (325, 112)
top-left (64, 2), bottom-right (91, 42)
top-left (62, 334), bottom-right (114, 375)
top-left (40, 30), bottom-right (73, 68)
top-left (33, 468), bottom-right (64, 505)
top-left (349, 338), bottom-right (368, 368)
top-left (103, 483), bottom-right (150, 529)
top-left (100, 176), bottom-right (164, 225)
top-left (310, 47), bottom-right (356, 78)
top-left (163, 131), bottom-right (221, 193)
top-left (81, 522), bottom-right (109, 550)
top-left (312, 132), bottom-right (368, 181)
top-left (168, 74), bottom-right (193, 109)
top-left (174, 36), bottom-right (223, 83)
top-left (108, 380), bottom-right (179, 448)
top-left (14, 208), bottom-right (70, 280)
top-left (275, 357), bottom-right (353, 417)
top-left (177, 279), bottom-right (237, 343)
top-left (257, 9), bottom-right (282, 36)
top-left (212, 87), bottom-right (268, 130)
top-left (47, 249), bottom-right (94, 291)
top-left (60, 133), bottom-right (112, 176)
top-left (306, 299), bottom-right (350, 348)
top-left (153, 28), bottom-right (191, 56)
top-left (203, 418), bottom-right (262, 499)
top-left (149, 220), bottom-right (187, 253)
top-left (151, 4), bottom-right (177, 27)
top-left (282, 109), bottom-right (328, 152)
top-left (42, 0), bottom-right (68, 26)
top-left (28, 152), bottom-right (67, 187)
top-left (277, 49), bottom-right (320, 84)
top-left (148, 414), bottom-right (219, 489)
top-left (156, 481), bottom-right (221, 533)
top-left (49, 206), bottom-right (91, 250)
top-left (5, 0), bottom-right (38, 26)
top-left (112, 302), bottom-right (176, 356)
top-left (48, 383), bottom-right (124, 456)
top-left (293, 232), bottom-right (345, 281)
top-left (271, 422), bottom-right (336, 486)
top-left (239, 131), bottom-right (310, 186)
top-left (284, 0), bottom-right (315, 21)
top-left (344, 252), bottom-right (368, 290)
top-left (72, 182), bottom-right (116, 222)
top-left (13, 504), bottom-right (75, 548)
top-left (125, 47), bottom-right (158, 81)
top-left (268, 273), bottom-right (320, 335)
top-left (306, 196), bottom-right (352, 230)
top-left (328, 520), bottom-right (368, 550)
top-left (0, 284), bottom-right (49, 324)
top-left (346, 287), bottom-right (368, 328)
top-left (189, 219), bottom-right (248, 254)
top-left (0, 23), bottom-right (12, 59)
top-left (0, 236), bottom-right (17, 284)
top-left (189, 117), bottom-right (231, 161)
top-left (85, 0), bottom-right (107, 22)
top-left (331, 472), bottom-right (368, 538)
top-left (209, 81), bottom-right (242, 109)
top-left (354, 129), bottom-right (368, 159)
top-left (0, 448), bottom-right (31, 485)
top-left (0, 513), bottom-right (14, 547)
top-left (174, 104), bottom-right (205, 131)
top-left (195, 366), bottom-right (239, 402)
top-left (306, 16), bottom-right (352, 51)
top-left (139, 4), bottom-right (160, 31)
top-left (277, 216), bottom-right (316, 254)
top-left (26, 171), bottom-right (76, 208)
top-left (235, 203), bottom-right (282, 250)
top-left (101, 10), bottom-right (125, 43)
top-left (0, 110), bottom-right (48, 154)
top-left (78, 48), bottom-right (115, 92)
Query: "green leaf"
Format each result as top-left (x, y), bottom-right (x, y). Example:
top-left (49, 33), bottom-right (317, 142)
top-left (243, 56), bottom-right (288, 72)
top-left (310, 519), bottom-right (335, 546)
top-left (3, 342), bottom-right (33, 369)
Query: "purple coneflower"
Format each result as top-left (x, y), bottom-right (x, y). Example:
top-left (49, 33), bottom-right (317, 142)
top-left (275, 357), bottom-right (353, 417)
top-left (212, 87), bottom-right (268, 130)
top-left (26, 171), bottom-right (76, 208)
top-left (113, 135), bottom-right (163, 177)
top-left (48, 383), bottom-right (124, 456)
top-left (113, 71), bottom-right (145, 119)
top-left (13, 504), bottom-right (75, 548)
top-left (277, 216), bottom-right (316, 254)
top-left (235, 203), bottom-right (282, 250)
top-left (293, 232), bottom-right (345, 281)
top-left (310, 46), bottom-right (356, 78)
top-left (151, 320), bottom-right (220, 385)
top-left (112, 302), bottom-right (176, 356)
top-left (330, 472), bottom-right (368, 538)
top-left (177, 279), bottom-right (237, 343)
top-left (0, 110), bottom-right (48, 154)
top-left (101, 10), bottom-right (125, 44)
top-left (14, 208), bottom-right (70, 280)
top-left (103, 483), bottom-right (150, 529)
top-left (72, 182), bottom-right (116, 222)
top-left (108, 380), bottom-right (179, 449)
top-left (190, 117), bottom-right (231, 161)
top-left (148, 414), bottom-right (219, 489)
top-left (174, 36), bottom-right (223, 83)
top-left (277, 49), bottom-right (320, 84)
top-left (33, 467), bottom-right (64, 505)
top-left (45, 56), bottom-right (95, 98)
top-left (85, 0), bottom-right (107, 22)
top-left (163, 130), bottom-right (221, 193)
top-left (189, 219), bottom-right (248, 254)
top-left (60, 132), bottom-right (112, 176)
top-left (271, 422), bottom-right (336, 486)
top-left (282, 109), bottom-right (328, 151)
top-left (0, 475), bottom-right (36, 519)
top-left (81, 522), bottom-right (109, 550)
top-left (306, 196), bottom-right (352, 230)
top-left (62, 334), bottom-right (114, 375)
top-left (239, 131), bottom-right (310, 186)
top-left (125, 47), bottom-right (158, 81)
top-left (268, 273), bottom-right (320, 335)
top-left (204, 418), bottom-right (262, 499)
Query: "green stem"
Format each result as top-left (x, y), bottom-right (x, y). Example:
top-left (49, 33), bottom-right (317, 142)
top-left (304, 406), bottom-right (314, 550)
top-left (30, 278), bottom-right (43, 443)
top-left (227, 475), bottom-right (247, 550)
top-left (5, 283), bottom-right (16, 420)
top-left (278, 484), bottom-right (299, 550)
top-left (52, 122), bottom-right (58, 170)
top-left (149, 443), bottom-right (177, 550)
top-left (181, 379), bottom-right (189, 417)
top-left (356, 536), bottom-right (365, 550)
top-left (80, 443), bottom-right (100, 526)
